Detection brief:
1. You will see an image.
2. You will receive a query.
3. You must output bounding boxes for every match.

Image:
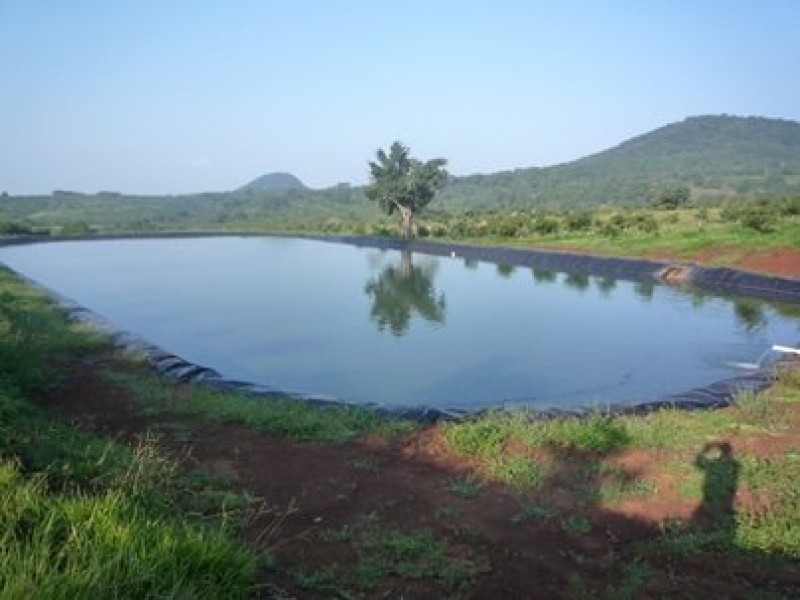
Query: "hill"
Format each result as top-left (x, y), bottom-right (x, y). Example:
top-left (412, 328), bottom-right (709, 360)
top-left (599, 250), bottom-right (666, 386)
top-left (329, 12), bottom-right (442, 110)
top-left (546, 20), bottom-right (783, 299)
top-left (438, 115), bottom-right (800, 209)
top-left (237, 172), bottom-right (306, 192)
top-left (2, 115), bottom-right (800, 232)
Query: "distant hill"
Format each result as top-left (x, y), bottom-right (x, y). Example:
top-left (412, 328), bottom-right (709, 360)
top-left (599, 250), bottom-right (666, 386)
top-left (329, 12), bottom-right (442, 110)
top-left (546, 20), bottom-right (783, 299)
top-left (3, 115), bottom-right (800, 231)
top-left (439, 115), bottom-right (800, 209)
top-left (237, 172), bottom-right (306, 192)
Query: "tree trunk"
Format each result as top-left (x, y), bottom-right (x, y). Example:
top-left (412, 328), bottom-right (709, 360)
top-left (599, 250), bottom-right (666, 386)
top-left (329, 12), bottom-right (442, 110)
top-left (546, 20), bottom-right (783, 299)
top-left (398, 206), bottom-right (414, 239)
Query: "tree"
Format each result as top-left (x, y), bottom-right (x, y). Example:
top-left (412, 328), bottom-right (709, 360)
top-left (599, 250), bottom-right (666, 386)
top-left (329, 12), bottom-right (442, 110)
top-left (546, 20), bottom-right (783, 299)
top-left (365, 141), bottom-right (447, 238)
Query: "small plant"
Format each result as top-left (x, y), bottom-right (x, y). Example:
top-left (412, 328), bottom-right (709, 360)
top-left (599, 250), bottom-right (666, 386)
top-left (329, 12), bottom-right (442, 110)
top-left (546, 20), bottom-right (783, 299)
top-left (488, 455), bottom-right (546, 488)
top-left (510, 503), bottom-right (556, 524)
top-left (444, 475), bottom-right (484, 499)
top-left (440, 415), bottom-right (507, 457)
top-left (307, 522), bottom-right (488, 595)
top-left (561, 515), bottom-right (592, 536)
top-left (436, 505), bottom-right (463, 519)
top-left (608, 561), bottom-right (653, 599)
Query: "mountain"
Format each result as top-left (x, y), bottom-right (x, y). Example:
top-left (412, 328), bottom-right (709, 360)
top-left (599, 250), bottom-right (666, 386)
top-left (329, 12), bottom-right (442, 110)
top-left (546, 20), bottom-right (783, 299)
top-left (237, 172), bottom-right (306, 192)
top-left (438, 115), bottom-right (800, 209)
top-left (4, 115), bottom-right (800, 231)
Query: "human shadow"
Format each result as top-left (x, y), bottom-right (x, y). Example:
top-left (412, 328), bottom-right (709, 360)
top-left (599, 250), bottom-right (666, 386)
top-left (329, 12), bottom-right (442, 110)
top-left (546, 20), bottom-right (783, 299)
top-left (691, 441), bottom-right (740, 537)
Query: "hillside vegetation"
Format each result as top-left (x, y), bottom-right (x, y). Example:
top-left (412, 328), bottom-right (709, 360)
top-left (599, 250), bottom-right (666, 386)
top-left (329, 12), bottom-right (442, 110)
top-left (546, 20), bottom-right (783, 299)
top-left (2, 115), bottom-right (800, 234)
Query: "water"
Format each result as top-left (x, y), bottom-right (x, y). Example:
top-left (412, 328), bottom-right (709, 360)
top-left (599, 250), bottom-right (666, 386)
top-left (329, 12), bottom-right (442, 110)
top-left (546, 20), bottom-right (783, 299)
top-left (1, 236), bottom-right (798, 410)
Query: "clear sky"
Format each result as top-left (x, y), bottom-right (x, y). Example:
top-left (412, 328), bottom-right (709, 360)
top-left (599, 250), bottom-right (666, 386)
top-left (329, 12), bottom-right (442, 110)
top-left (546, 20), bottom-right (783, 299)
top-left (2, 1), bottom-right (799, 195)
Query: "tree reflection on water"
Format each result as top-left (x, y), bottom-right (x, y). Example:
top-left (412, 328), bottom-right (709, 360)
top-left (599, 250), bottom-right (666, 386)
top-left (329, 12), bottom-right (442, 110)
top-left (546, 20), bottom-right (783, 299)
top-left (364, 250), bottom-right (445, 336)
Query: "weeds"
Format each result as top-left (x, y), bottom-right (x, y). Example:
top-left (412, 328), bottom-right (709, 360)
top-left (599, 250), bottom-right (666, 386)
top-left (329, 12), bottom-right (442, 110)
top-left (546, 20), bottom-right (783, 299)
top-left (103, 368), bottom-right (418, 444)
top-left (0, 269), bottom-right (262, 597)
top-left (444, 475), bottom-right (484, 499)
top-left (303, 519), bottom-right (488, 596)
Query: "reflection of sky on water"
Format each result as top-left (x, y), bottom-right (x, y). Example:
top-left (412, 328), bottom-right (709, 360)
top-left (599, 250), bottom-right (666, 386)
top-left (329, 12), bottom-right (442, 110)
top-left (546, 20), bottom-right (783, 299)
top-left (1, 237), bottom-right (797, 410)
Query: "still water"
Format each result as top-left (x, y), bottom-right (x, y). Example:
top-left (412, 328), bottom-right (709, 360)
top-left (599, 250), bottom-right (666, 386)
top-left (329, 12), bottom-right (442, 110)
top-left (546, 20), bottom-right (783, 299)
top-left (1, 237), bottom-right (798, 410)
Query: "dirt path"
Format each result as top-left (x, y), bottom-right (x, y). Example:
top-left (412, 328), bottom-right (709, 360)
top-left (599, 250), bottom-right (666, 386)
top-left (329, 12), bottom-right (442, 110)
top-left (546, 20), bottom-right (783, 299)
top-left (42, 357), bottom-right (800, 598)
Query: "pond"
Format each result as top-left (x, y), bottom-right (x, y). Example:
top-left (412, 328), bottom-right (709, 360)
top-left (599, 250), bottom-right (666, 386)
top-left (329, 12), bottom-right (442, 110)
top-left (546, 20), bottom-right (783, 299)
top-left (1, 236), bottom-right (798, 411)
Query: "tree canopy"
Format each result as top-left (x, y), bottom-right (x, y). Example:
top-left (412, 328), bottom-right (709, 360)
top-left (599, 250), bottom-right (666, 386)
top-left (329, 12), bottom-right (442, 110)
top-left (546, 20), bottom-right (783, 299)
top-left (365, 141), bottom-right (447, 238)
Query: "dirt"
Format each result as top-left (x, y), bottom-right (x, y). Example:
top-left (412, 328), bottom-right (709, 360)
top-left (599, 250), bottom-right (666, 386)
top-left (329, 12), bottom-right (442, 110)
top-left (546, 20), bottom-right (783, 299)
top-left (737, 248), bottom-right (800, 279)
top-left (41, 357), bottom-right (800, 599)
top-left (649, 246), bottom-right (800, 279)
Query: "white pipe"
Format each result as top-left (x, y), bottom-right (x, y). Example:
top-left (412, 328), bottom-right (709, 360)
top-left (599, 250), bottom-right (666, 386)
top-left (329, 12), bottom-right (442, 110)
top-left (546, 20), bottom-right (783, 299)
top-left (772, 345), bottom-right (800, 355)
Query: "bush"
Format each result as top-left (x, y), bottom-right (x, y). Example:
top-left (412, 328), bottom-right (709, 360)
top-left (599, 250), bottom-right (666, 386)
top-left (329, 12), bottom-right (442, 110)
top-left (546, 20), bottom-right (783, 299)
top-left (0, 221), bottom-right (31, 235)
top-left (740, 207), bottom-right (777, 233)
top-left (653, 186), bottom-right (691, 210)
top-left (777, 197), bottom-right (800, 216)
top-left (565, 211), bottom-right (594, 232)
top-left (632, 213), bottom-right (659, 234)
top-left (532, 216), bottom-right (559, 235)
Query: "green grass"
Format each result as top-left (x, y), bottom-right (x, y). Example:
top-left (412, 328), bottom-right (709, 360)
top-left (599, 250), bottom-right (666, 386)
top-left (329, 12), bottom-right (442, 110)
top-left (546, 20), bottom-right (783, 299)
top-left (0, 267), bottom-right (262, 598)
top-left (300, 519), bottom-right (488, 596)
top-left (101, 368), bottom-right (417, 444)
top-left (444, 474), bottom-right (484, 499)
top-left (0, 457), bottom-right (256, 599)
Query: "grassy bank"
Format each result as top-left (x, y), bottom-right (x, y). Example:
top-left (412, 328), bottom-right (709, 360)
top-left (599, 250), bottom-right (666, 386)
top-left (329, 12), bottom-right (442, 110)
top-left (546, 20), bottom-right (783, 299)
top-left (4, 198), bottom-right (799, 273)
top-left (0, 267), bottom-right (260, 598)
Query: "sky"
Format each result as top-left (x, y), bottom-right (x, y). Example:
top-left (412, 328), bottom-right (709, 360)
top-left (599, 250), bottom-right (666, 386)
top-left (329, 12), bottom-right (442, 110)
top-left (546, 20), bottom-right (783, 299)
top-left (1, 1), bottom-right (799, 195)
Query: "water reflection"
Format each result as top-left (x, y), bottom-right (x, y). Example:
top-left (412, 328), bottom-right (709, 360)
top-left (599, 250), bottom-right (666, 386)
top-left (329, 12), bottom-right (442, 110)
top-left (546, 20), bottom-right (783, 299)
top-left (496, 263), bottom-right (515, 278)
top-left (633, 281), bottom-right (655, 302)
top-left (564, 271), bottom-right (590, 291)
top-left (364, 250), bottom-right (446, 336)
top-left (733, 297), bottom-right (767, 331)
top-left (532, 267), bottom-right (557, 284)
top-left (596, 276), bottom-right (617, 296)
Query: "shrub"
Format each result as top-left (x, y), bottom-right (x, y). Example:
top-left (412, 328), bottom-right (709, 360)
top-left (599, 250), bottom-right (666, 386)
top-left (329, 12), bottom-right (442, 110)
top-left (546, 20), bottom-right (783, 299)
top-left (532, 216), bottom-right (559, 235)
top-left (740, 207), bottom-right (776, 233)
top-left (565, 211), bottom-right (594, 232)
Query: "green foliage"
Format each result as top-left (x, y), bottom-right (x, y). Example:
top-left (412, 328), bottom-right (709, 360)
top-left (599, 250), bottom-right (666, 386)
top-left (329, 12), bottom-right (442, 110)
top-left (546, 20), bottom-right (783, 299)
top-left (532, 215), bottom-right (559, 235)
top-left (653, 186), bottom-right (691, 210)
top-left (0, 272), bottom-right (259, 597)
top-left (3, 116), bottom-right (800, 233)
top-left (365, 141), bottom-right (448, 238)
top-left (444, 475), bottom-right (484, 499)
top-left (301, 520), bottom-right (487, 595)
top-left (0, 220), bottom-right (32, 235)
top-left (565, 210), bottom-right (593, 231)
top-left (103, 369), bottom-right (416, 444)
top-left (739, 205), bottom-right (777, 233)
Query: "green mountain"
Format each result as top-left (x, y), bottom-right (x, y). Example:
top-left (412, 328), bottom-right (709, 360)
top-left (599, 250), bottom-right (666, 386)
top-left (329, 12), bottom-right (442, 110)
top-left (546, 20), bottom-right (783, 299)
top-left (237, 172), bottom-right (306, 191)
top-left (438, 115), bottom-right (800, 209)
top-left (3, 115), bottom-right (799, 232)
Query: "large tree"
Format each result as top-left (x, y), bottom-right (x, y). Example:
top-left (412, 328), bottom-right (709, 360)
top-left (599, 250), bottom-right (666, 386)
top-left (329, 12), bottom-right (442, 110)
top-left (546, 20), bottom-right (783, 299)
top-left (365, 141), bottom-right (447, 238)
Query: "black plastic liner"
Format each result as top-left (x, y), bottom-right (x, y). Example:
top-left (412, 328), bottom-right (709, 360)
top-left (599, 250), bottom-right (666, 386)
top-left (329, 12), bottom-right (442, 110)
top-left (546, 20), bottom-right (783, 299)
top-left (3, 235), bottom-right (799, 423)
top-left (325, 235), bottom-right (800, 304)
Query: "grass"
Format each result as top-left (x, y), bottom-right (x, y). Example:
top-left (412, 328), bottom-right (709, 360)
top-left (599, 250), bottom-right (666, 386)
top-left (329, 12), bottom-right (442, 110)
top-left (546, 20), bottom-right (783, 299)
top-left (0, 267), bottom-right (262, 598)
top-left (444, 475), bottom-right (484, 499)
top-left (301, 518), bottom-right (488, 596)
top-left (101, 368), bottom-right (417, 444)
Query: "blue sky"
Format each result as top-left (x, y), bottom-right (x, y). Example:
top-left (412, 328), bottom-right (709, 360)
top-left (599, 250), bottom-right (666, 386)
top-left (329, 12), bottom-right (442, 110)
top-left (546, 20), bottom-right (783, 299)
top-left (2, 1), bottom-right (799, 195)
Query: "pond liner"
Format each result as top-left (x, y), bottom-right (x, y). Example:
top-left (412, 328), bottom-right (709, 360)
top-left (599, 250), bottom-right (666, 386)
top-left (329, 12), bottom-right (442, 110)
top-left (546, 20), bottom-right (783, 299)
top-left (48, 295), bottom-right (795, 424)
top-left (318, 235), bottom-right (800, 304)
top-left (2, 242), bottom-right (798, 424)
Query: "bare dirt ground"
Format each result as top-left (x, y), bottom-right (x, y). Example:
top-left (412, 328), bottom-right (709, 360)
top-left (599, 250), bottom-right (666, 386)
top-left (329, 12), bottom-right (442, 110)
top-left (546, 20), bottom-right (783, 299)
top-left (38, 355), bottom-right (800, 599)
top-left (648, 246), bottom-right (800, 279)
top-left (736, 248), bottom-right (800, 279)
